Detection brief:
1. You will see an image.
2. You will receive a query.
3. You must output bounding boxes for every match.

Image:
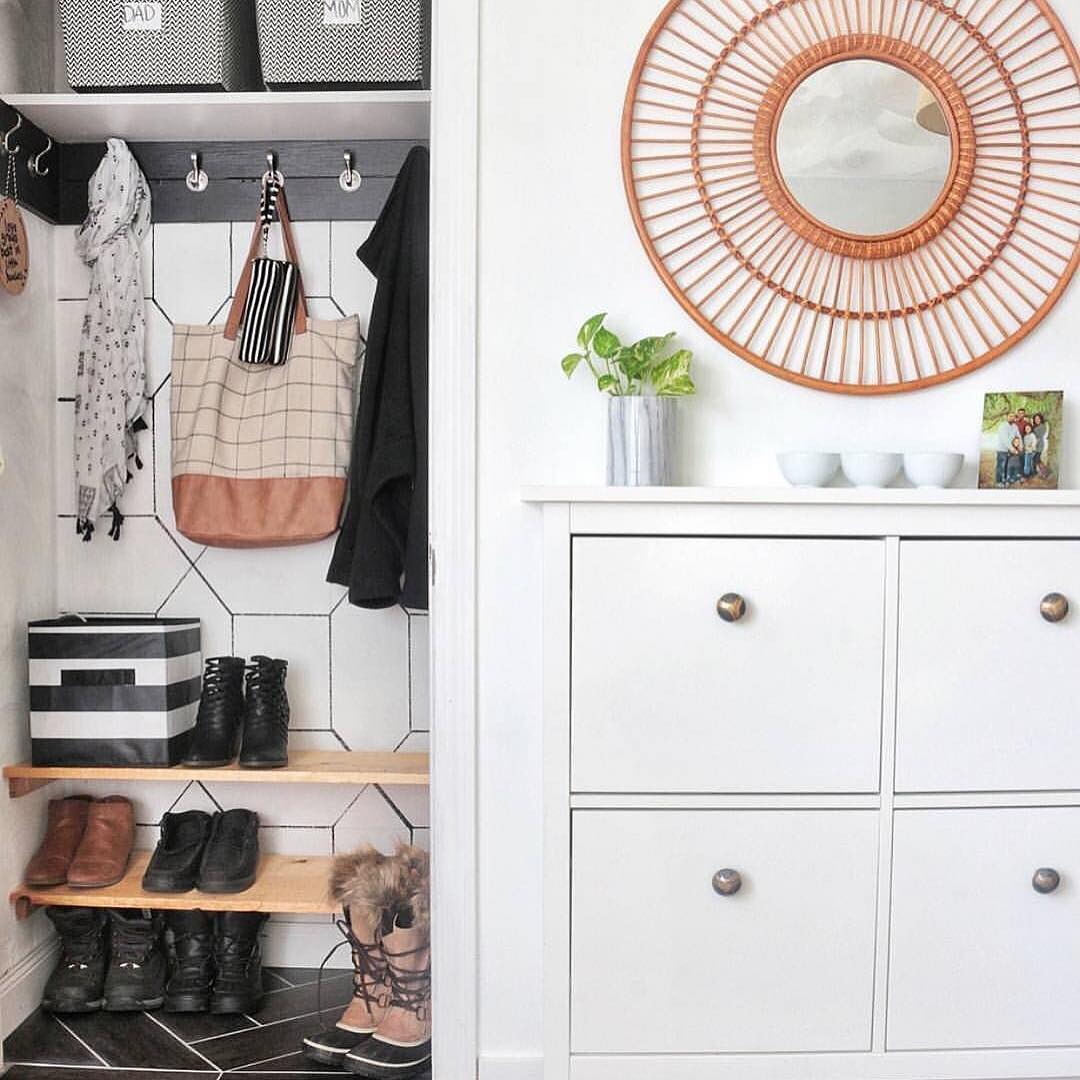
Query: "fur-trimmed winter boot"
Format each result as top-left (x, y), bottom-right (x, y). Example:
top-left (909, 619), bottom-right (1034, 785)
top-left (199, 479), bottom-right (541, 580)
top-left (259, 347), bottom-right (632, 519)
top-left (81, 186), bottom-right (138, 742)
top-left (342, 846), bottom-right (431, 1079)
top-left (302, 847), bottom-right (399, 1067)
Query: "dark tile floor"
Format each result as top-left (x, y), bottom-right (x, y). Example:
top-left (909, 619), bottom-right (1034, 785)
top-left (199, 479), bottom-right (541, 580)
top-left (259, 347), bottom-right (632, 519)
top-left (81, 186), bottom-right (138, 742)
top-left (3, 968), bottom-right (432, 1078)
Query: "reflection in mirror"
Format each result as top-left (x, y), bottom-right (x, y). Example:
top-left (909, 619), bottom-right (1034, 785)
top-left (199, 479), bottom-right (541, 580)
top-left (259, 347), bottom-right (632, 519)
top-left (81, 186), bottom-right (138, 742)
top-left (775, 59), bottom-right (953, 237)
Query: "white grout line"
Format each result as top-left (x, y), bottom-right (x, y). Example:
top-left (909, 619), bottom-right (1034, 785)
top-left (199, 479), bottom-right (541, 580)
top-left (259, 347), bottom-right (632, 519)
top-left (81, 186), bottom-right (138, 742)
top-left (192, 1006), bottom-right (344, 1046)
top-left (223, 1050), bottom-right (317, 1073)
top-left (144, 1010), bottom-right (222, 1071)
top-left (52, 1016), bottom-right (111, 1069)
top-left (2, 1068), bottom-right (220, 1075)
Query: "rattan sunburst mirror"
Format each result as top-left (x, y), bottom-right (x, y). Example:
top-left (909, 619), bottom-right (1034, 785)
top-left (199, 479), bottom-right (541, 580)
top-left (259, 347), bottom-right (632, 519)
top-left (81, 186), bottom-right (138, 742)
top-left (622, 0), bottom-right (1080, 393)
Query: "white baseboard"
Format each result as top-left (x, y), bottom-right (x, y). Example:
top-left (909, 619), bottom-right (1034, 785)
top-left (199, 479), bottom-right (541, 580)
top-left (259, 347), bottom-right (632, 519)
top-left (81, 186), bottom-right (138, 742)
top-left (479, 1055), bottom-right (544, 1080)
top-left (0, 938), bottom-right (60, 1040)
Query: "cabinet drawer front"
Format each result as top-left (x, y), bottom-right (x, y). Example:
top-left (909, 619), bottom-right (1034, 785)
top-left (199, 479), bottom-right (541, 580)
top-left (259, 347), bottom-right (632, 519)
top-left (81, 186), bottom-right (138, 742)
top-left (571, 810), bottom-right (878, 1054)
top-left (571, 538), bottom-right (885, 793)
top-left (896, 540), bottom-right (1080, 791)
top-left (888, 808), bottom-right (1080, 1050)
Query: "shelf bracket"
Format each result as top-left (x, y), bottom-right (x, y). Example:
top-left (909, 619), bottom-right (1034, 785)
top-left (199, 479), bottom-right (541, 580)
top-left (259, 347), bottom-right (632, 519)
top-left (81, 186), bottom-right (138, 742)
top-left (8, 776), bottom-right (55, 799)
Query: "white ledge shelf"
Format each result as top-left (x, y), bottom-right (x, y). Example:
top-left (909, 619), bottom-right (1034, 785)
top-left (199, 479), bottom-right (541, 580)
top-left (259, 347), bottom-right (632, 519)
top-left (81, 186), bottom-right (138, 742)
top-left (522, 485), bottom-right (1080, 507)
top-left (2, 91), bottom-right (431, 143)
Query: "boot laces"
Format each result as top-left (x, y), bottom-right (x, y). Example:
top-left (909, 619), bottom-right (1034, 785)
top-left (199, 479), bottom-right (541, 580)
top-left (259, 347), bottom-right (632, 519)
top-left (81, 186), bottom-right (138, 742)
top-left (215, 934), bottom-right (256, 978)
top-left (315, 916), bottom-right (389, 1028)
top-left (172, 931), bottom-right (212, 979)
top-left (244, 658), bottom-right (288, 732)
top-left (112, 922), bottom-right (154, 969)
top-left (382, 936), bottom-right (431, 1022)
top-left (61, 930), bottom-right (101, 970)
top-left (202, 657), bottom-right (239, 699)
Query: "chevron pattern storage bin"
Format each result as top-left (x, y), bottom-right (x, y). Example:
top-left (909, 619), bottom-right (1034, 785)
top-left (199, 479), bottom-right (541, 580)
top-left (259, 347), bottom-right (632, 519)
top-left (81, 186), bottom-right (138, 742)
top-left (58, 0), bottom-right (261, 92)
top-left (255, 0), bottom-right (427, 89)
top-left (28, 617), bottom-right (202, 767)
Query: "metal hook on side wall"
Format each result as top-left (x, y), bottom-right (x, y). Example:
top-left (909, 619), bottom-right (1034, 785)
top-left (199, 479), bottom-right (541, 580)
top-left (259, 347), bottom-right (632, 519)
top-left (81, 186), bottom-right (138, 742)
top-left (185, 151), bottom-right (209, 193)
top-left (28, 136), bottom-right (52, 177)
top-left (2, 112), bottom-right (22, 155)
top-left (339, 150), bottom-right (363, 193)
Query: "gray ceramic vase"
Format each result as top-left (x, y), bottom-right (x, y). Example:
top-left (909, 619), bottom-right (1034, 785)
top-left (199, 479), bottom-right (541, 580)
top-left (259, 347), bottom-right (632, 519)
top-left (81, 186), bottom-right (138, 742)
top-left (607, 396), bottom-right (675, 486)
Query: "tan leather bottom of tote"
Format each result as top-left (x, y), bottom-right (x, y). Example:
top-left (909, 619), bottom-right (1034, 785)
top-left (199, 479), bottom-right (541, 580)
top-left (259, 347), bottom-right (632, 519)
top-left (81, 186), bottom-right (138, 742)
top-left (173, 475), bottom-right (346, 548)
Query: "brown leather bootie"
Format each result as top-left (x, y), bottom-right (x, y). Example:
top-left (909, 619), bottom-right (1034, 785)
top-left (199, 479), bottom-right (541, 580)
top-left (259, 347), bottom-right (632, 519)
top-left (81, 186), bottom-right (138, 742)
top-left (25, 797), bottom-right (92, 886)
top-left (67, 797), bottom-right (136, 889)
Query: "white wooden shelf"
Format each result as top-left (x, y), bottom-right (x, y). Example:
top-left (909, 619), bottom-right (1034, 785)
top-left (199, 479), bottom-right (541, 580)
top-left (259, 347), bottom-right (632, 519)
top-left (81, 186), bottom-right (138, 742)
top-left (522, 484), bottom-right (1080, 507)
top-left (2, 91), bottom-right (431, 142)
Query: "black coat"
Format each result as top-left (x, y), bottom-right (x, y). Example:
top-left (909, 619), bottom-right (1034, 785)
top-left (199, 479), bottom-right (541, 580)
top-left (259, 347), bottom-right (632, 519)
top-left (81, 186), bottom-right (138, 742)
top-left (327, 146), bottom-right (429, 610)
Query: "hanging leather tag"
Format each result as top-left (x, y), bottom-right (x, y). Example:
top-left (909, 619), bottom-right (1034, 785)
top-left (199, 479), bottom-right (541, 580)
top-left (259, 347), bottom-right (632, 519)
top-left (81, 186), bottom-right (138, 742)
top-left (0, 197), bottom-right (29, 296)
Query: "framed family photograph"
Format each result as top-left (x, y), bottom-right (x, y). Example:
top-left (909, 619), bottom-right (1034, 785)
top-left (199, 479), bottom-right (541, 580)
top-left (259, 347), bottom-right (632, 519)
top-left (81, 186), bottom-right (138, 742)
top-left (979, 391), bottom-right (1064, 490)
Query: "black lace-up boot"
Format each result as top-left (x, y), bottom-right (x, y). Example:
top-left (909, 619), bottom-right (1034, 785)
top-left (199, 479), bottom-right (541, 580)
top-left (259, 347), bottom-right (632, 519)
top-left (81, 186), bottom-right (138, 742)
top-left (42, 907), bottom-right (108, 1013)
top-left (104, 910), bottom-right (167, 1011)
top-left (238, 656), bottom-right (290, 769)
top-left (163, 910), bottom-right (214, 1012)
top-left (210, 911), bottom-right (268, 1014)
top-left (184, 657), bottom-right (246, 767)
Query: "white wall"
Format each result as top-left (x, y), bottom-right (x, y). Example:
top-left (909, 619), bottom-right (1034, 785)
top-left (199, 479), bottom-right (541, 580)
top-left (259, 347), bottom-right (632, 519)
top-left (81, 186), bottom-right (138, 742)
top-left (474, 0), bottom-right (1080, 1069)
top-left (0, 211), bottom-right (58, 1038)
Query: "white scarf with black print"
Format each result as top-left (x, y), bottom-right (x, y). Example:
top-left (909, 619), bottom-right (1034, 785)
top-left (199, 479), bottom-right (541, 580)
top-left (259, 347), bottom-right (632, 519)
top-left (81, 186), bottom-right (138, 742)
top-left (74, 138), bottom-right (151, 542)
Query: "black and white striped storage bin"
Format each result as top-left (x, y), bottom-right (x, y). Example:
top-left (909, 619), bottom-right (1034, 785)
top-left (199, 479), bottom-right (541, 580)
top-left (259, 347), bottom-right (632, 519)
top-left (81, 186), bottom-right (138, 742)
top-left (254, 0), bottom-right (428, 90)
top-left (58, 0), bottom-right (261, 92)
top-left (28, 618), bottom-right (202, 767)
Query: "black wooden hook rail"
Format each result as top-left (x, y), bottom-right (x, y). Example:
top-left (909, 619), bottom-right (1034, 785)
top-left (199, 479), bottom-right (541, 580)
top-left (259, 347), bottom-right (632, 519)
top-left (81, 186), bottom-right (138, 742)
top-left (1, 96), bottom-right (422, 225)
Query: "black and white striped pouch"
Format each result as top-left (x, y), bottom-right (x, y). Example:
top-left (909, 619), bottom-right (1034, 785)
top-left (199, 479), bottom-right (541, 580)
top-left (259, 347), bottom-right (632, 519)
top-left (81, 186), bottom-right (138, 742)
top-left (238, 175), bottom-right (301, 366)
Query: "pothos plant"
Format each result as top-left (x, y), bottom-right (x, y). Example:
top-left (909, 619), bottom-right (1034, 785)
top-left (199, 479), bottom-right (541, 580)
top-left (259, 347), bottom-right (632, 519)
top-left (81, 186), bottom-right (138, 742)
top-left (561, 313), bottom-right (696, 397)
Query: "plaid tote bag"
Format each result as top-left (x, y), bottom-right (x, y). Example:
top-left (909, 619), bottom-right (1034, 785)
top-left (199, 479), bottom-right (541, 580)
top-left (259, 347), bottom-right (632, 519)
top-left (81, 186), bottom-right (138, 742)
top-left (169, 194), bottom-right (360, 548)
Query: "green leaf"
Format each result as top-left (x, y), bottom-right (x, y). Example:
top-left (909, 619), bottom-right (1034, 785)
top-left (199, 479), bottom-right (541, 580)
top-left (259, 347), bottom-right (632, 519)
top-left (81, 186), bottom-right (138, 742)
top-left (614, 346), bottom-right (649, 382)
top-left (657, 374), bottom-right (696, 397)
top-left (592, 327), bottom-right (621, 360)
top-left (650, 349), bottom-right (696, 396)
top-left (577, 313), bottom-right (607, 351)
top-left (596, 374), bottom-right (618, 392)
top-left (632, 333), bottom-right (676, 366)
top-left (561, 352), bottom-right (585, 378)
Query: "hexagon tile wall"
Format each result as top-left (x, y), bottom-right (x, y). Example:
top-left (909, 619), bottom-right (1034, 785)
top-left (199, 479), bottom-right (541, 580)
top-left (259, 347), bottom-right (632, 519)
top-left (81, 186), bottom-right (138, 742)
top-left (51, 219), bottom-right (429, 966)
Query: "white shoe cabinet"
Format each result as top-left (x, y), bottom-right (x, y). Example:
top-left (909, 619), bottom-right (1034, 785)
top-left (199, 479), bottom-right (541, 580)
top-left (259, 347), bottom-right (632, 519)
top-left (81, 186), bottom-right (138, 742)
top-left (529, 486), bottom-right (1080, 1080)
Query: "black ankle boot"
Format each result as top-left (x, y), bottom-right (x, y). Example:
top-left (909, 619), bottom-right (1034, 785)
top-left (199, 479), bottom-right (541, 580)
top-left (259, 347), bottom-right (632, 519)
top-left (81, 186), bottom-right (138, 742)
top-left (238, 656), bottom-right (290, 769)
top-left (164, 910), bottom-right (214, 1013)
top-left (42, 907), bottom-right (108, 1013)
top-left (184, 657), bottom-right (246, 767)
top-left (104, 910), bottom-right (167, 1011)
top-left (210, 911), bottom-right (268, 1014)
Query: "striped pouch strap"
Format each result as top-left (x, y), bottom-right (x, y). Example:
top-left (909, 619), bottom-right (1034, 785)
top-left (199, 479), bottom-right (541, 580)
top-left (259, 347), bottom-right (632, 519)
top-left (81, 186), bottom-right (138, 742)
top-left (224, 186), bottom-right (309, 342)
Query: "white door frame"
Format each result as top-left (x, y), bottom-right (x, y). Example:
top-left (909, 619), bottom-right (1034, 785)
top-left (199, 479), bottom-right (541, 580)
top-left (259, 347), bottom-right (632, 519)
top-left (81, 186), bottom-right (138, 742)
top-left (429, 0), bottom-right (480, 1076)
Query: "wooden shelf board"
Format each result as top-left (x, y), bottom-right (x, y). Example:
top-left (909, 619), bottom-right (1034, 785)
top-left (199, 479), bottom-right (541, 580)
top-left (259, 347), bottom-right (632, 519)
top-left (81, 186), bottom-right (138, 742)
top-left (4, 749), bottom-right (429, 797)
top-left (11, 852), bottom-right (336, 918)
top-left (2, 91), bottom-right (431, 142)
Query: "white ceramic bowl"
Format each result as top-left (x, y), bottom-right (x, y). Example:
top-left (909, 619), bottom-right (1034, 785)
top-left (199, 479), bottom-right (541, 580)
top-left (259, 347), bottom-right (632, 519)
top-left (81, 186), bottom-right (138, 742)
top-left (903, 452), bottom-right (964, 489)
top-left (777, 451), bottom-right (841, 488)
top-left (841, 452), bottom-right (902, 488)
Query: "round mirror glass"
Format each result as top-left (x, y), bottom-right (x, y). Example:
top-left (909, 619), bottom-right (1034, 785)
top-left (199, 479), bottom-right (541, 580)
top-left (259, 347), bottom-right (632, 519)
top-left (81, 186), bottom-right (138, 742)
top-left (775, 59), bottom-right (954, 237)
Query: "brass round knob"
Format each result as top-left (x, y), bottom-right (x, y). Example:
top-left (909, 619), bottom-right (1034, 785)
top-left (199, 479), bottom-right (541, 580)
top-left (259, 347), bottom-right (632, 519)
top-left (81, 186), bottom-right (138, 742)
top-left (1033, 868), bottom-right (1061, 894)
top-left (712, 868), bottom-right (742, 896)
top-left (716, 593), bottom-right (747, 623)
top-left (1041, 593), bottom-right (1069, 623)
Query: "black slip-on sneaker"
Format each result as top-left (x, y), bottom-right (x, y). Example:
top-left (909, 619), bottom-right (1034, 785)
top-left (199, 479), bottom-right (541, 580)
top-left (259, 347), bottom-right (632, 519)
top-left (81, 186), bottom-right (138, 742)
top-left (142, 810), bottom-right (213, 892)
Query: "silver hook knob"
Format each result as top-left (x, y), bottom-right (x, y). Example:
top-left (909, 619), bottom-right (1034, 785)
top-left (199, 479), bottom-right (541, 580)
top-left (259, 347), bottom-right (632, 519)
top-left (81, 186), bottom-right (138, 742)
top-left (339, 150), bottom-right (363, 193)
top-left (28, 135), bottom-right (52, 177)
top-left (3, 113), bottom-right (22, 155)
top-left (185, 151), bottom-right (209, 193)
